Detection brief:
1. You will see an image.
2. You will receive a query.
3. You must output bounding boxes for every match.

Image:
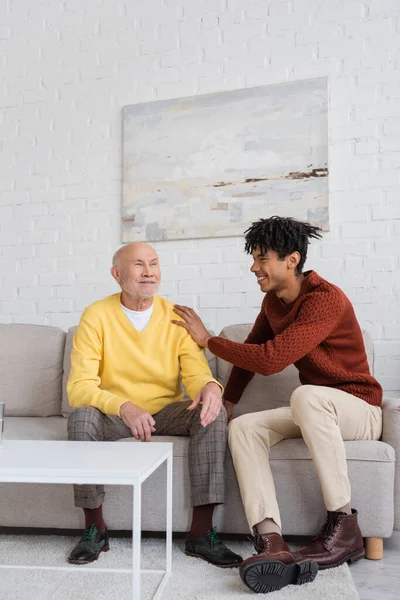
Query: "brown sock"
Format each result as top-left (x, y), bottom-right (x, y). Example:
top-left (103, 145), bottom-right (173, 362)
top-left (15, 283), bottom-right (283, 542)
top-left (190, 504), bottom-right (215, 537)
top-left (84, 506), bottom-right (105, 532)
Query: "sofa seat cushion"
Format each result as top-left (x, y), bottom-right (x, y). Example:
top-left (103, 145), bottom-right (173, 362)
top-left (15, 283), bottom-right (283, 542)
top-left (120, 436), bottom-right (394, 463)
top-left (0, 324), bottom-right (65, 417)
top-left (2, 418), bottom-right (193, 459)
top-left (4, 417), bottom-right (394, 463)
top-left (124, 437), bottom-right (396, 462)
top-left (3, 417), bottom-right (68, 441)
top-left (270, 438), bottom-right (395, 462)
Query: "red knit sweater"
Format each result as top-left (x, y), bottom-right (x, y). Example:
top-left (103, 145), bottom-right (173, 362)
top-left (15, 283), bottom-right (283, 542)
top-left (209, 271), bottom-right (382, 407)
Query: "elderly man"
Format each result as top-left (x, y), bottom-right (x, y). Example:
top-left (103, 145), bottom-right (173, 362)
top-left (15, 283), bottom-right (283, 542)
top-left (67, 242), bottom-right (242, 568)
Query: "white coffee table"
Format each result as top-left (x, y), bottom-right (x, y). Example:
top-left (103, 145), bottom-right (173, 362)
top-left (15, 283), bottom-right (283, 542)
top-left (0, 440), bottom-right (173, 600)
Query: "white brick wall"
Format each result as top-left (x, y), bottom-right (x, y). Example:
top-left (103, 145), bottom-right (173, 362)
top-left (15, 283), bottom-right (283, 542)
top-left (1, 0), bottom-right (400, 394)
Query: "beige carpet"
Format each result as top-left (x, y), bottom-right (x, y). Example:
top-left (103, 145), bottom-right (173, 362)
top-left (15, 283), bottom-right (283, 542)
top-left (0, 535), bottom-right (359, 599)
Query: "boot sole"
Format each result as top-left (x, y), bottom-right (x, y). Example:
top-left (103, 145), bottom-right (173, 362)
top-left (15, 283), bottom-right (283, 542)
top-left (68, 543), bottom-right (110, 565)
top-left (185, 550), bottom-right (242, 568)
top-left (318, 547), bottom-right (366, 570)
top-left (240, 558), bottom-right (319, 593)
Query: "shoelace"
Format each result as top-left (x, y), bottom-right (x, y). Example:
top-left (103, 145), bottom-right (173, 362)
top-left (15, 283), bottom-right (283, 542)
top-left (318, 514), bottom-right (343, 543)
top-left (207, 527), bottom-right (222, 548)
top-left (247, 533), bottom-right (263, 554)
top-left (83, 524), bottom-right (97, 541)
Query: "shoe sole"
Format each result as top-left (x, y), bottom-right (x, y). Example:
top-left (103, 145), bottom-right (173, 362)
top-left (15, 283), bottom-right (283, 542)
top-left (240, 559), bottom-right (319, 593)
top-left (185, 550), bottom-right (242, 569)
top-left (68, 543), bottom-right (110, 565)
top-left (318, 547), bottom-right (366, 570)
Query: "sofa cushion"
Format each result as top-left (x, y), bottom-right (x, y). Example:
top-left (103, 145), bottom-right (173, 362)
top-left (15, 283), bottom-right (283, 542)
top-left (61, 326), bottom-right (218, 417)
top-left (3, 416), bottom-right (68, 440)
top-left (0, 324), bottom-right (65, 417)
top-left (217, 324), bottom-right (374, 416)
top-left (4, 415), bottom-right (393, 463)
top-left (270, 438), bottom-right (394, 462)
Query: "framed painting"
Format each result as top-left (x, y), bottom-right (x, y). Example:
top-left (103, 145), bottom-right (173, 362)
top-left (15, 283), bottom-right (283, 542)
top-left (122, 77), bottom-right (328, 242)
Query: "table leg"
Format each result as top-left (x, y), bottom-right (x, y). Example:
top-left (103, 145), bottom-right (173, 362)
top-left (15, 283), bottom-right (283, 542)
top-left (153, 452), bottom-right (173, 600)
top-left (132, 482), bottom-right (142, 600)
top-left (166, 452), bottom-right (172, 575)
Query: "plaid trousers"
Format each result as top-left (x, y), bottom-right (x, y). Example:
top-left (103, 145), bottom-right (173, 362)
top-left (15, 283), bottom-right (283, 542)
top-left (67, 401), bottom-right (227, 509)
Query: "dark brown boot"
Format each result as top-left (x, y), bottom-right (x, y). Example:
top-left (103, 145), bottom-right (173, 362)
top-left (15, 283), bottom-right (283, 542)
top-left (240, 532), bottom-right (318, 594)
top-left (292, 509), bottom-right (365, 570)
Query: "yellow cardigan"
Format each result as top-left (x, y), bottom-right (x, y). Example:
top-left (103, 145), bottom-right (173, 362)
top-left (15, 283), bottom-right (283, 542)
top-left (67, 293), bottom-right (220, 416)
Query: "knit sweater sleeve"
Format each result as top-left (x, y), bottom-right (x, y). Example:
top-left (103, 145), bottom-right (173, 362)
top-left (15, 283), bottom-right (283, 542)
top-left (209, 290), bottom-right (345, 403)
top-left (67, 308), bottom-right (130, 416)
top-left (223, 299), bottom-right (275, 404)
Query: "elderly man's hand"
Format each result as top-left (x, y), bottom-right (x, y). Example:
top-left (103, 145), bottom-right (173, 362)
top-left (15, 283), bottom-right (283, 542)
top-left (188, 382), bottom-right (223, 427)
top-left (120, 401), bottom-right (156, 442)
top-left (172, 305), bottom-right (213, 348)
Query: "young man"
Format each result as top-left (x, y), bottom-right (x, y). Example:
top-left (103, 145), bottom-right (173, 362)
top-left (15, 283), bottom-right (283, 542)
top-left (173, 216), bottom-right (382, 594)
top-left (67, 242), bottom-right (242, 569)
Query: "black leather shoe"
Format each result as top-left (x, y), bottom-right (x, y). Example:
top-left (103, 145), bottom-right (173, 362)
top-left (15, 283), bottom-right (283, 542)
top-left (68, 524), bottom-right (110, 564)
top-left (185, 527), bottom-right (243, 568)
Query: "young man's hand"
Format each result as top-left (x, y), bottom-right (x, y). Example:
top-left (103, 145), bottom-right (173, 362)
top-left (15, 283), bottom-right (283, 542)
top-left (224, 400), bottom-right (235, 423)
top-left (172, 305), bottom-right (213, 348)
top-left (188, 382), bottom-right (223, 427)
top-left (120, 401), bottom-right (156, 442)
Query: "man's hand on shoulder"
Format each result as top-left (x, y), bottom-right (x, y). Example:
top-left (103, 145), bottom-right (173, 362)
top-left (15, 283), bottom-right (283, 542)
top-left (119, 401), bottom-right (156, 442)
top-left (188, 381), bottom-right (223, 428)
top-left (171, 305), bottom-right (213, 348)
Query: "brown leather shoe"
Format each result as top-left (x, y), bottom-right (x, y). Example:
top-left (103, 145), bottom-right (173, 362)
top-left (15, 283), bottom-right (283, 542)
top-left (292, 509), bottom-right (365, 570)
top-left (240, 532), bottom-right (319, 594)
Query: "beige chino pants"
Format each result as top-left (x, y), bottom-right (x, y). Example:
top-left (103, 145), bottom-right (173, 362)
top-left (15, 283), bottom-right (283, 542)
top-left (228, 384), bottom-right (382, 531)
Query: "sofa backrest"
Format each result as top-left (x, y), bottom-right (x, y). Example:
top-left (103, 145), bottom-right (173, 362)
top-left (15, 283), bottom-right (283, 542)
top-left (0, 323), bottom-right (66, 417)
top-left (216, 324), bottom-right (374, 417)
top-left (1, 320), bottom-right (375, 419)
top-left (61, 326), bottom-right (218, 417)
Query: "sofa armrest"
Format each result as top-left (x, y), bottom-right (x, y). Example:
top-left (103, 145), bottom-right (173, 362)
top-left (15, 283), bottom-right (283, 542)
top-left (382, 397), bottom-right (400, 531)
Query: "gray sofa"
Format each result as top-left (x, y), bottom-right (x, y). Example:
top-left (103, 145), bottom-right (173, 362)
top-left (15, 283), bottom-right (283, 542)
top-left (0, 323), bottom-right (398, 557)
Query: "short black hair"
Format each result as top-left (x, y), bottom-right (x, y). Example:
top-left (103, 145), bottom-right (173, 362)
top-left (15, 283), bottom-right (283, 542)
top-left (244, 216), bottom-right (322, 275)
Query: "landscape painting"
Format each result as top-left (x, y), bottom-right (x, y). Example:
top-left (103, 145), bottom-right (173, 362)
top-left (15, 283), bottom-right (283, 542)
top-left (122, 77), bottom-right (329, 242)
